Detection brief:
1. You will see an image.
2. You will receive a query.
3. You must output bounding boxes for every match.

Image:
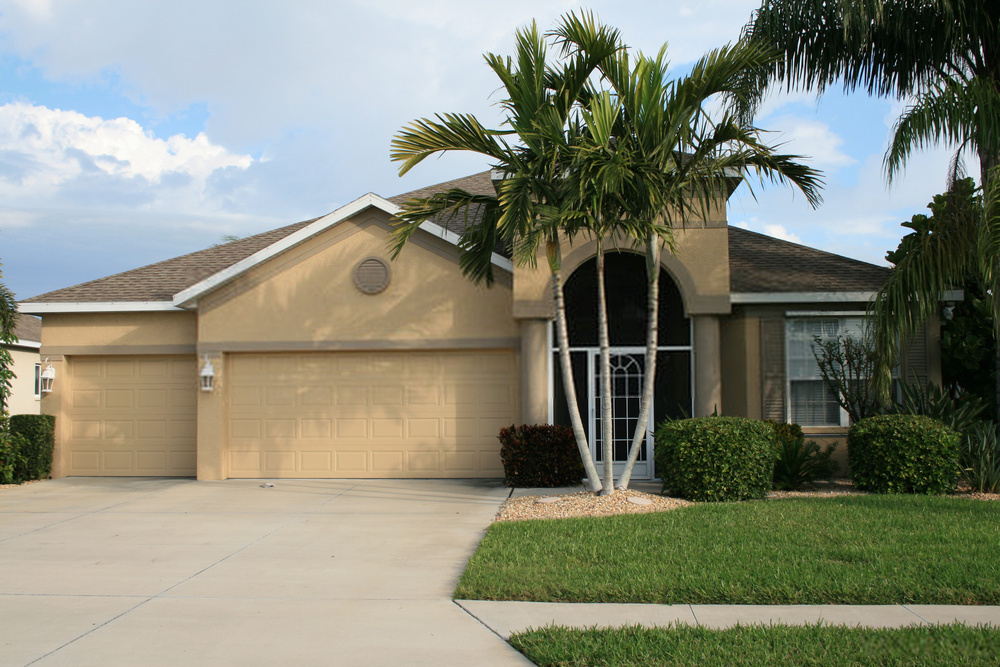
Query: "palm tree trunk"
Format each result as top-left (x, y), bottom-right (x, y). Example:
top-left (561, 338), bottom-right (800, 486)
top-left (596, 242), bottom-right (615, 495)
top-left (548, 237), bottom-right (603, 493)
top-left (617, 234), bottom-right (660, 489)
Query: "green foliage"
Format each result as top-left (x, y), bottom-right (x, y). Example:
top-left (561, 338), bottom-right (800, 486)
top-left (0, 263), bottom-right (18, 417)
top-left (0, 431), bottom-right (27, 484)
top-left (897, 379), bottom-right (986, 434)
top-left (940, 281), bottom-right (997, 417)
top-left (498, 424), bottom-right (584, 488)
top-left (848, 415), bottom-right (960, 494)
top-left (511, 623), bottom-right (1000, 667)
top-left (9, 414), bottom-right (55, 481)
top-left (766, 420), bottom-right (838, 490)
top-left (654, 416), bottom-right (775, 502)
top-left (960, 421), bottom-right (1000, 493)
top-left (813, 333), bottom-right (884, 423)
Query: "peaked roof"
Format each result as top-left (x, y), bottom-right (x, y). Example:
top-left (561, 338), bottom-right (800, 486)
top-left (20, 172), bottom-right (888, 309)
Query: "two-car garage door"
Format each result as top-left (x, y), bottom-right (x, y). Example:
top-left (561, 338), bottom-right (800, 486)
top-left (226, 350), bottom-right (517, 478)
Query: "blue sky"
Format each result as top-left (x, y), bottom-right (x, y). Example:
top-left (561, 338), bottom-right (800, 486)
top-left (0, 0), bottom-right (971, 301)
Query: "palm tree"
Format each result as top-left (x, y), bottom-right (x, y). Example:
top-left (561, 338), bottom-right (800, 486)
top-left (552, 25), bottom-right (823, 488)
top-left (390, 14), bottom-right (621, 493)
top-left (744, 0), bottom-right (1000, 415)
top-left (392, 12), bottom-right (823, 492)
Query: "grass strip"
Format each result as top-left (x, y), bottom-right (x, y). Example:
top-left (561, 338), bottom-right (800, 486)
top-left (457, 495), bottom-right (1000, 604)
top-left (509, 623), bottom-right (1000, 667)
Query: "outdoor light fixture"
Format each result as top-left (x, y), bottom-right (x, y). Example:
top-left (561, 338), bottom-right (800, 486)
top-left (39, 359), bottom-right (55, 394)
top-left (200, 356), bottom-right (216, 392)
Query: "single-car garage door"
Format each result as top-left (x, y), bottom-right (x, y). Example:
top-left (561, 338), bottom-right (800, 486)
top-left (226, 350), bottom-right (517, 478)
top-left (64, 356), bottom-right (198, 476)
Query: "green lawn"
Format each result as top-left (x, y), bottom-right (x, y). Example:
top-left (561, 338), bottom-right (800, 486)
top-left (509, 623), bottom-right (1000, 666)
top-left (456, 495), bottom-right (1000, 604)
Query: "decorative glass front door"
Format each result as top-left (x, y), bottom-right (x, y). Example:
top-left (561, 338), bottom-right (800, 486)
top-left (591, 349), bottom-right (653, 479)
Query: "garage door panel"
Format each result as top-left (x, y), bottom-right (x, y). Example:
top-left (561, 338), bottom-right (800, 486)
top-left (64, 356), bottom-right (197, 476)
top-left (227, 350), bottom-right (517, 478)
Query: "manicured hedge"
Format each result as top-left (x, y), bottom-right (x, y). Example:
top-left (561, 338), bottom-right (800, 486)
top-left (654, 416), bottom-right (775, 501)
top-left (2, 414), bottom-right (55, 483)
top-left (499, 424), bottom-right (584, 488)
top-left (848, 414), bottom-right (959, 494)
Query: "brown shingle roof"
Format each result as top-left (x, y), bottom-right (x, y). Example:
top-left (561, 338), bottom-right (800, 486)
top-left (728, 226), bottom-right (888, 293)
top-left (23, 219), bottom-right (317, 303)
top-left (12, 314), bottom-right (41, 344)
top-left (23, 172), bottom-right (887, 304)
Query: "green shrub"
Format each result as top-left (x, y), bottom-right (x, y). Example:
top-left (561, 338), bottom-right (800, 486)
top-left (0, 432), bottom-right (28, 484)
top-left (848, 414), bottom-right (959, 494)
top-left (960, 421), bottom-right (1000, 493)
top-left (766, 420), bottom-right (838, 490)
top-left (498, 424), bottom-right (584, 487)
top-left (9, 414), bottom-right (55, 481)
top-left (654, 416), bottom-right (775, 501)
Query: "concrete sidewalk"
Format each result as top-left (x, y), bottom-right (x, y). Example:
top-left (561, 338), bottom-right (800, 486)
top-left (457, 600), bottom-right (1000, 639)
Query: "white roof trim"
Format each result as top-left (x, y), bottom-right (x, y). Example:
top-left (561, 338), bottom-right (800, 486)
top-left (173, 192), bottom-right (512, 307)
top-left (7, 340), bottom-right (42, 349)
top-left (730, 291), bottom-right (877, 304)
top-left (18, 301), bottom-right (179, 313)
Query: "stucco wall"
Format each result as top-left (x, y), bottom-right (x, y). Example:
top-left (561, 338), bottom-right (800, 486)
top-left (40, 312), bottom-right (197, 355)
top-left (6, 345), bottom-right (40, 415)
top-left (197, 210), bottom-right (517, 351)
top-left (512, 226), bottom-right (732, 320)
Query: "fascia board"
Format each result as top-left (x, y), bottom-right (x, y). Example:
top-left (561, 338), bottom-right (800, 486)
top-left (731, 289), bottom-right (965, 305)
top-left (19, 301), bottom-right (179, 313)
top-left (7, 340), bottom-right (42, 349)
top-left (730, 291), bottom-right (877, 304)
top-left (173, 193), bottom-right (513, 308)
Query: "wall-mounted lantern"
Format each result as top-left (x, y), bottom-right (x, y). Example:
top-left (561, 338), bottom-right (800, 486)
top-left (200, 356), bottom-right (216, 393)
top-left (39, 359), bottom-right (56, 394)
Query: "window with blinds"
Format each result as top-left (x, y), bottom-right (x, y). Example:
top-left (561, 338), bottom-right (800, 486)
top-left (786, 317), bottom-right (865, 426)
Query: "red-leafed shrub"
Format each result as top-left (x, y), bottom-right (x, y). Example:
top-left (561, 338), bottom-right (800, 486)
top-left (498, 424), bottom-right (584, 488)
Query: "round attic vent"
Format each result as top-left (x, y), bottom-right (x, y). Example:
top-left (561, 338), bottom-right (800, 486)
top-left (354, 257), bottom-right (391, 295)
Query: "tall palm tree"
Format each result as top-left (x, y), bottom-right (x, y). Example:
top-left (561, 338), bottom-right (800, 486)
top-left (552, 25), bottom-right (823, 488)
top-left (389, 14), bottom-right (621, 493)
top-left (744, 0), bottom-right (1000, 414)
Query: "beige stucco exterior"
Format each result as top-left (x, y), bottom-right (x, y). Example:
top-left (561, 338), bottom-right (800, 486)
top-left (197, 210), bottom-right (517, 351)
top-left (6, 345), bottom-right (41, 415)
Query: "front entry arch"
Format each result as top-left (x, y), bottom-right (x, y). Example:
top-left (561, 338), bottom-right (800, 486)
top-left (551, 251), bottom-right (692, 480)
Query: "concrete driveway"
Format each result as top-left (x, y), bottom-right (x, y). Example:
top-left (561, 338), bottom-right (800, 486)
top-left (0, 478), bottom-right (531, 666)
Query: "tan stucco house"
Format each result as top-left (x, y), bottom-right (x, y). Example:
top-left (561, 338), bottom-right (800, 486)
top-left (19, 171), bottom-right (933, 480)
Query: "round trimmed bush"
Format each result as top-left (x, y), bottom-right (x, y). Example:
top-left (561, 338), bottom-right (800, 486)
top-left (848, 414), bottom-right (960, 494)
top-left (654, 416), bottom-right (776, 502)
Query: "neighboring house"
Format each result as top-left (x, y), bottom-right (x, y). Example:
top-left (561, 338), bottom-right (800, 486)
top-left (19, 171), bottom-right (935, 480)
top-left (3, 314), bottom-right (42, 416)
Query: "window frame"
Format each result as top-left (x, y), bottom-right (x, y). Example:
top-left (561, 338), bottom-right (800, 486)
top-left (784, 312), bottom-right (868, 428)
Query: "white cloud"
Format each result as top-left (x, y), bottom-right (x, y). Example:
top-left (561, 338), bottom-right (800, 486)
top-left (0, 102), bottom-right (251, 186)
top-left (765, 115), bottom-right (855, 169)
top-left (762, 224), bottom-right (801, 243)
